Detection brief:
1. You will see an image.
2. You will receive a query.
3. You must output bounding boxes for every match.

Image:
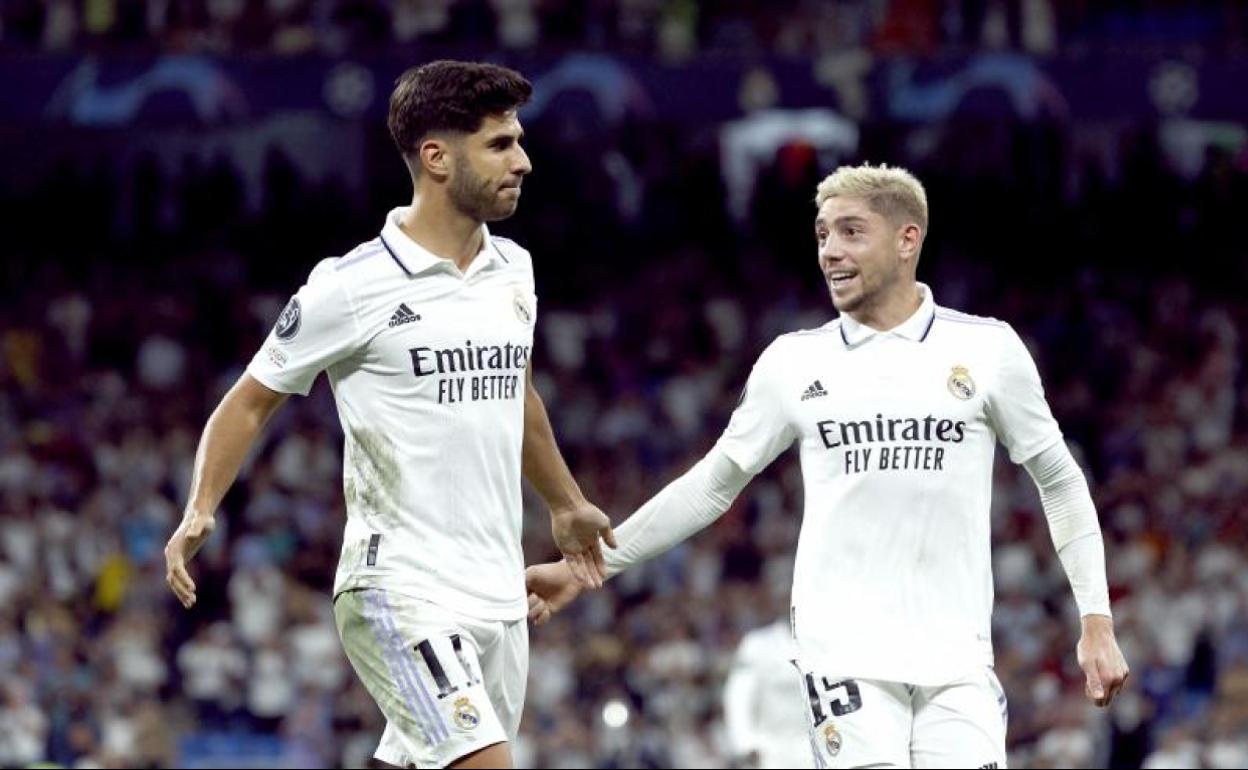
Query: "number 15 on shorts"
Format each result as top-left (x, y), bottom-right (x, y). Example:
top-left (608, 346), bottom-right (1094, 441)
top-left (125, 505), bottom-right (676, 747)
top-left (804, 673), bottom-right (863, 725)
top-left (796, 668), bottom-right (866, 763)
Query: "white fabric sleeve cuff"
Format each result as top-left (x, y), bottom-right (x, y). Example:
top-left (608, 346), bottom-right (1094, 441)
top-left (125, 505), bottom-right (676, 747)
top-left (1022, 442), bottom-right (1111, 617)
top-left (603, 446), bottom-right (753, 579)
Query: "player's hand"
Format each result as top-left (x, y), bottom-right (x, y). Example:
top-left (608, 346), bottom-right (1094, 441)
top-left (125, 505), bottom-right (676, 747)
top-left (164, 510), bottom-right (216, 609)
top-left (550, 501), bottom-right (616, 589)
top-left (1076, 614), bottom-right (1129, 707)
top-left (526, 560), bottom-right (583, 626)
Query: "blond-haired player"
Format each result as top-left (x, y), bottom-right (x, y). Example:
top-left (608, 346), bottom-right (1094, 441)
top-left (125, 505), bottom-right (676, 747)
top-left (527, 163), bottom-right (1129, 768)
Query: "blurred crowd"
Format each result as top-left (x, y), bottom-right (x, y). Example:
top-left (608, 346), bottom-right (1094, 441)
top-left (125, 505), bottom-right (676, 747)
top-left (3, 0), bottom-right (1247, 57)
top-left (3, 5), bottom-right (1248, 764)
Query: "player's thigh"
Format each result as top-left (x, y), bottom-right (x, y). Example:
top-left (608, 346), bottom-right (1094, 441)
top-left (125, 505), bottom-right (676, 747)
top-left (798, 668), bottom-right (912, 769)
top-left (910, 667), bottom-right (1007, 769)
top-left (334, 589), bottom-right (510, 769)
top-left (473, 615), bottom-right (528, 740)
top-left (449, 740), bottom-right (513, 769)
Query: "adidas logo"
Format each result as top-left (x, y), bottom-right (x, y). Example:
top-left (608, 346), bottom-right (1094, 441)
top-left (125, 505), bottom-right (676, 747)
top-left (388, 303), bottom-right (421, 328)
top-left (801, 380), bottom-right (828, 401)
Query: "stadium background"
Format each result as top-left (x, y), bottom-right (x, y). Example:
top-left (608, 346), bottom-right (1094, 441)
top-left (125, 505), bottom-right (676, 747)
top-left (2, 1), bottom-right (1247, 767)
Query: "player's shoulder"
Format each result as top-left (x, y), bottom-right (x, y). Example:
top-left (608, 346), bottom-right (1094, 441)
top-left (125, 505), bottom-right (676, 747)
top-left (767, 320), bottom-right (844, 355)
top-left (931, 304), bottom-right (1034, 364)
top-left (738, 621), bottom-right (793, 659)
top-left (742, 322), bottom-right (841, 383)
top-left (743, 619), bottom-right (789, 644)
top-left (931, 304), bottom-right (1011, 334)
top-left (735, 629), bottom-right (769, 662)
top-left (321, 237), bottom-right (390, 281)
top-left (280, 237), bottom-right (384, 286)
top-left (488, 235), bottom-right (534, 272)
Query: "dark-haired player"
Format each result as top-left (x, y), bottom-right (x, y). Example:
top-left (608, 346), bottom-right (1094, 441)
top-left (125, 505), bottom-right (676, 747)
top-left (165, 60), bottom-right (615, 769)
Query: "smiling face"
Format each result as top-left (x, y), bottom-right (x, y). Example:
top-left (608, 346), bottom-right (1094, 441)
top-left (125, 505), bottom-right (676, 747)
top-left (445, 110), bottom-right (532, 222)
top-left (815, 195), bottom-right (921, 322)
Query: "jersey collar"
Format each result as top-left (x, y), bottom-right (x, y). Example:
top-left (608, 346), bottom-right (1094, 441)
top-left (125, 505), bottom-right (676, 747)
top-left (378, 207), bottom-right (501, 277)
top-left (839, 282), bottom-right (937, 348)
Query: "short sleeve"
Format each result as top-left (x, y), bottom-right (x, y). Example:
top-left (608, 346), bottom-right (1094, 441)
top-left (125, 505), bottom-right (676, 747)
top-left (987, 326), bottom-right (1063, 464)
top-left (715, 342), bottom-right (797, 475)
top-left (518, 246), bottom-right (537, 296)
top-left (246, 260), bottom-right (362, 396)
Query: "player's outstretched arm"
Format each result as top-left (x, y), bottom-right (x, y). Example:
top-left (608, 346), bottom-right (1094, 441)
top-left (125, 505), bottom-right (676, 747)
top-left (527, 446), bottom-right (755, 627)
top-left (600, 446), bottom-right (753, 578)
top-left (165, 373), bottom-right (288, 609)
top-left (521, 366), bottom-right (616, 589)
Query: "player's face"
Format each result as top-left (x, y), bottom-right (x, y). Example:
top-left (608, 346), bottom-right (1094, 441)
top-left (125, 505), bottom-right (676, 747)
top-left (448, 111), bottom-right (532, 222)
top-left (815, 196), bottom-right (906, 317)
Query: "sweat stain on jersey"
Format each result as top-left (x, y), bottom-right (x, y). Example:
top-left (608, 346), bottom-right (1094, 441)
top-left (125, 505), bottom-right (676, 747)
top-left (347, 428), bottom-right (401, 529)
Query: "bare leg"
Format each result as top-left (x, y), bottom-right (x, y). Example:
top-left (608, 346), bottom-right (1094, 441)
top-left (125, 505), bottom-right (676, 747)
top-left (450, 741), bottom-right (512, 769)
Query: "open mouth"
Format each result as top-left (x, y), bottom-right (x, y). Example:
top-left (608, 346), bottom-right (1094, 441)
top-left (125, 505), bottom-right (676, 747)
top-left (828, 271), bottom-right (858, 289)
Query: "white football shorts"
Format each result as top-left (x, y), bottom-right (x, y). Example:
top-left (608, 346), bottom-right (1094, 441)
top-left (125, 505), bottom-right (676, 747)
top-left (334, 588), bottom-right (528, 768)
top-left (796, 664), bottom-right (1008, 769)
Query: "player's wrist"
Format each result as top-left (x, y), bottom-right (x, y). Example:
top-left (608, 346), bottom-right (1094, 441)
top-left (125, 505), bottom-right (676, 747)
top-left (1079, 613), bottom-right (1115, 636)
top-left (556, 559), bottom-right (587, 594)
top-left (548, 497), bottom-right (590, 518)
top-left (181, 505), bottom-right (216, 523)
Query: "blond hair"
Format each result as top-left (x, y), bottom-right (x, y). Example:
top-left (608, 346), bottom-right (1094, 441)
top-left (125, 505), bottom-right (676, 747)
top-left (815, 163), bottom-right (929, 234)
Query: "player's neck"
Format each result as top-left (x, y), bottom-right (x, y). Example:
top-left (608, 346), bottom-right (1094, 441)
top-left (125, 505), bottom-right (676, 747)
top-left (847, 282), bottom-right (923, 332)
top-left (399, 193), bottom-right (485, 272)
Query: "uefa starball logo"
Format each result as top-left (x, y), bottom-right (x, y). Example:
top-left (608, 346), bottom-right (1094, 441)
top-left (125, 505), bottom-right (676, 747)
top-left (274, 297), bottom-right (302, 341)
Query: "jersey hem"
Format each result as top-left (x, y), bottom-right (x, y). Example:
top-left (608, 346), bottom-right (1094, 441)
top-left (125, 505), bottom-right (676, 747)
top-left (332, 580), bottom-right (528, 623)
top-left (246, 363), bottom-right (312, 397)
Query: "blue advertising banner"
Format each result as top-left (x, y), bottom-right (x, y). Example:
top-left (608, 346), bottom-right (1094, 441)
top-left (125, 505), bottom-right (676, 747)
top-left (3, 50), bottom-right (1245, 128)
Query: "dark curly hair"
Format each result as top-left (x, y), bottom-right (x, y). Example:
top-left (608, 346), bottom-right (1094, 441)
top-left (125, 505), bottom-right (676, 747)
top-left (388, 60), bottom-right (532, 171)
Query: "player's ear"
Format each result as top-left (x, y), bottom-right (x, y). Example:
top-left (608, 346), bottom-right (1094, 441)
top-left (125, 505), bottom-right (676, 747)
top-left (897, 223), bottom-right (922, 265)
top-left (418, 136), bottom-right (452, 180)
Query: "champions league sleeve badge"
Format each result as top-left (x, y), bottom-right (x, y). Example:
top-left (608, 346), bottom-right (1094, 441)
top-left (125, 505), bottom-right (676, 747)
top-left (947, 365), bottom-right (976, 400)
top-left (274, 297), bottom-right (302, 341)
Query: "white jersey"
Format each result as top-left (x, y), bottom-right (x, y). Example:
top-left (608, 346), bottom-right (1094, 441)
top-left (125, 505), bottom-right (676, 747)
top-left (247, 208), bottom-right (538, 621)
top-left (717, 284), bottom-right (1061, 685)
top-left (722, 619), bottom-right (813, 769)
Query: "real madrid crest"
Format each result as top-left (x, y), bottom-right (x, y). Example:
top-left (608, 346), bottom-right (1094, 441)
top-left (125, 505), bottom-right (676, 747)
top-left (512, 289), bottom-right (533, 325)
top-left (947, 365), bottom-right (975, 400)
top-left (823, 722), bottom-right (842, 756)
top-left (453, 697), bottom-right (481, 730)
